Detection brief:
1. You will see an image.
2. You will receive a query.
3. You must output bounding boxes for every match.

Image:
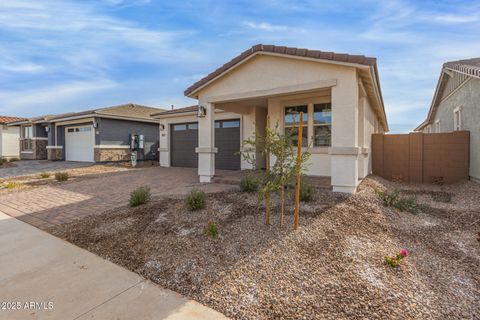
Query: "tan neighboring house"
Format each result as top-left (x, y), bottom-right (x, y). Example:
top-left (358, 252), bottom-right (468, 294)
top-left (0, 116), bottom-right (26, 159)
top-left (416, 58), bottom-right (480, 183)
top-left (153, 44), bottom-right (388, 193)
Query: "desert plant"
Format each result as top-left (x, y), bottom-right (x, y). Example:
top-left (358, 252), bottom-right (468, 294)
top-left (54, 172), bottom-right (69, 182)
top-left (204, 220), bottom-right (218, 238)
top-left (240, 175), bottom-right (259, 193)
top-left (129, 186), bottom-right (151, 207)
top-left (4, 182), bottom-right (18, 189)
top-left (39, 172), bottom-right (51, 179)
top-left (185, 188), bottom-right (206, 211)
top-left (384, 249), bottom-right (410, 268)
top-left (299, 181), bottom-right (315, 202)
top-left (377, 189), bottom-right (429, 214)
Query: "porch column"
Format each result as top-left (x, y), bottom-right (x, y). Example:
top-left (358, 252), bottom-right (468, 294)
top-left (196, 100), bottom-right (217, 183)
top-left (330, 73), bottom-right (360, 193)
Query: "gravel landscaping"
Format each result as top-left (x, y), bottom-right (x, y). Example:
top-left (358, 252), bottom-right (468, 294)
top-left (51, 176), bottom-right (480, 319)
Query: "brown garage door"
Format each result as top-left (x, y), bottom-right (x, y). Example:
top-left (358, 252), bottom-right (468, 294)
top-left (170, 119), bottom-right (241, 170)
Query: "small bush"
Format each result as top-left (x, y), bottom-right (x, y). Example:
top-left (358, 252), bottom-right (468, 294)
top-left (377, 189), bottom-right (429, 214)
top-left (4, 182), bottom-right (18, 189)
top-left (54, 172), bottom-right (69, 182)
top-left (299, 182), bottom-right (315, 202)
top-left (0, 158), bottom-right (5, 165)
top-left (39, 172), bottom-right (51, 179)
top-left (204, 220), bottom-right (218, 238)
top-left (185, 188), bottom-right (206, 211)
top-left (8, 157), bottom-right (19, 162)
top-left (129, 186), bottom-right (151, 207)
top-left (240, 175), bottom-right (259, 193)
top-left (384, 249), bottom-right (410, 268)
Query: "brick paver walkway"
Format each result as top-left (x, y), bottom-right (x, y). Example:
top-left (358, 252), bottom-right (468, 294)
top-left (0, 167), bottom-right (236, 230)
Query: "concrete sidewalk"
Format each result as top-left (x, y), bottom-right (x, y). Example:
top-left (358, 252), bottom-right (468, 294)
top-left (0, 212), bottom-right (227, 320)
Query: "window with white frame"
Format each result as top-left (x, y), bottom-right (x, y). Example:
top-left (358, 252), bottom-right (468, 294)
top-left (284, 102), bottom-right (332, 147)
top-left (284, 105), bottom-right (308, 147)
top-left (313, 103), bottom-right (332, 146)
top-left (454, 107), bottom-right (461, 131)
top-left (21, 125), bottom-right (33, 151)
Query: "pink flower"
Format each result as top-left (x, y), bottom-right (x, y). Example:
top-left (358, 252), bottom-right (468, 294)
top-left (399, 249), bottom-right (409, 257)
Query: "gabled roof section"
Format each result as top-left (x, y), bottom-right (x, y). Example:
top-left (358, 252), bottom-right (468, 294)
top-left (151, 105), bottom-right (198, 117)
top-left (0, 116), bottom-right (27, 124)
top-left (415, 57), bottom-right (479, 131)
top-left (184, 44), bottom-right (377, 97)
top-left (47, 103), bottom-right (165, 122)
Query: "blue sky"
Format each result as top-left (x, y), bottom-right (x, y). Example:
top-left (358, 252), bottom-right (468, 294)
top-left (1, 0), bottom-right (479, 132)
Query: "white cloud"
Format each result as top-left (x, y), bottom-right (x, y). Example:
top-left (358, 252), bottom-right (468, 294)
top-left (243, 21), bottom-right (290, 32)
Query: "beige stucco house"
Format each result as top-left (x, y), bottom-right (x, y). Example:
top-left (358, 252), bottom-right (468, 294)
top-left (416, 58), bottom-right (480, 183)
top-left (154, 44), bottom-right (388, 193)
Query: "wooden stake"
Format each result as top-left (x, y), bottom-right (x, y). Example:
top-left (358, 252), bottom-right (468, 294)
top-left (294, 112), bottom-right (303, 230)
top-left (265, 115), bottom-right (271, 225)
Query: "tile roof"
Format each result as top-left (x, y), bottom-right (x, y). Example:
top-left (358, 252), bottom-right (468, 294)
top-left (184, 44), bottom-right (378, 96)
top-left (0, 116), bottom-right (27, 124)
top-left (47, 103), bottom-right (165, 122)
top-left (444, 57), bottom-right (480, 79)
top-left (151, 105), bottom-right (198, 117)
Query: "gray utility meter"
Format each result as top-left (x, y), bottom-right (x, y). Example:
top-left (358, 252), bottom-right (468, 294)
top-left (130, 134), bottom-right (145, 150)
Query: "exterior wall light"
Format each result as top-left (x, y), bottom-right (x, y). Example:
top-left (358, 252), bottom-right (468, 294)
top-left (159, 123), bottom-right (165, 131)
top-left (93, 121), bottom-right (98, 128)
top-left (197, 105), bottom-right (207, 118)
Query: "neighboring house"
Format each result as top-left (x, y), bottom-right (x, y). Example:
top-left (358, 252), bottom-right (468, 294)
top-left (7, 115), bottom-right (53, 160)
top-left (9, 104), bottom-right (163, 163)
top-left (153, 44), bottom-right (388, 193)
top-left (415, 58), bottom-right (480, 183)
top-left (0, 116), bottom-right (26, 159)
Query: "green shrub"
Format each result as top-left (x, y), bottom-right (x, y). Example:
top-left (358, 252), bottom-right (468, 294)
top-left (376, 189), bottom-right (429, 214)
top-left (8, 157), bottom-right (19, 162)
top-left (54, 172), bottom-right (69, 182)
top-left (0, 158), bottom-right (5, 165)
top-left (299, 182), bottom-right (315, 202)
top-left (185, 188), bottom-right (206, 211)
top-left (39, 172), bottom-right (51, 179)
top-left (204, 220), bottom-right (218, 238)
top-left (129, 186), bottom-right (151, 207)
top-left (240, 175), bottom-right (259, 193)
top-left (4, 182), bottom-right (18, 189)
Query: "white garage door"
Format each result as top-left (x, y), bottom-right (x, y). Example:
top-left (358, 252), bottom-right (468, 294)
top-left (65, 125), bottom-right (94, 162)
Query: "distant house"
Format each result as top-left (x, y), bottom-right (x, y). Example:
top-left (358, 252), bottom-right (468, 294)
top-left (416, 58), bottom-right (480, 183)
top-left (153, 44), bottom-right (388, 193)
top-left (8, 104), bottom-right (163, 162)
top-left (0, 116), bottom-right (26, 159)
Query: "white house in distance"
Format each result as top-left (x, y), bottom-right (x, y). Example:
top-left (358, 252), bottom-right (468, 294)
top-left (153, 44), bottom-right (388, 193)
top-left (0, 116), bottom-right (26, 159)
top-left (416, 58), bottom-right (480, 183)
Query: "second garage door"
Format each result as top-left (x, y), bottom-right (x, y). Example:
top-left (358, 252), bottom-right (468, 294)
top-left (170, 119), bottom-right (241, 170)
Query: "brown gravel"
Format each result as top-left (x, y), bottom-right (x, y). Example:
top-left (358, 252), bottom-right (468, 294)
top-left (50, 176), bottom-right (480, 319)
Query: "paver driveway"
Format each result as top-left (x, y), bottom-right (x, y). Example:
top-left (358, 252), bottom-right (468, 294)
top-left (0, 160), bottom-right (92, 179)
top-left (0, 167), bottom-right (236, 230)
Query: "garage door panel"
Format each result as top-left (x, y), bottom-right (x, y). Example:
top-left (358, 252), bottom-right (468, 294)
top-left (65, 125), bottom-right (94, 162)
top-left (170, 120), bottom-right (240, 170)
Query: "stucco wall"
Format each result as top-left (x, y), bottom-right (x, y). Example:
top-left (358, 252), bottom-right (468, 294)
top-left (0, 125), bottom-right (20, 158)
top-left (432, 77), bottom-right (480, 181)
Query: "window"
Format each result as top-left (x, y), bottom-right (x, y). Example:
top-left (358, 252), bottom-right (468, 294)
top-left (313, 103), bottom-right (332, 146)
top-left (221, 120), bottom-right (240, 128)
top-left (454, 107), bottom-right (461, 131)
top-left (173, 124), bottom-right (187, 131)
top-left (21, 126), bottom-right (33, 151)
top-left (284, 105), bottom-right (308, 147)
top-left (188, 123), bottom-right (198, 130)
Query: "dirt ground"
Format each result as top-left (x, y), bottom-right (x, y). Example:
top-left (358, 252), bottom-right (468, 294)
top-left (51, 177), bottom-right (480, 320)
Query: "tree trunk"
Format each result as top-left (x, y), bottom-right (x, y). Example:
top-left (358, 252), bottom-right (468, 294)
top-left (280, 183), bottom-right (285, 226)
